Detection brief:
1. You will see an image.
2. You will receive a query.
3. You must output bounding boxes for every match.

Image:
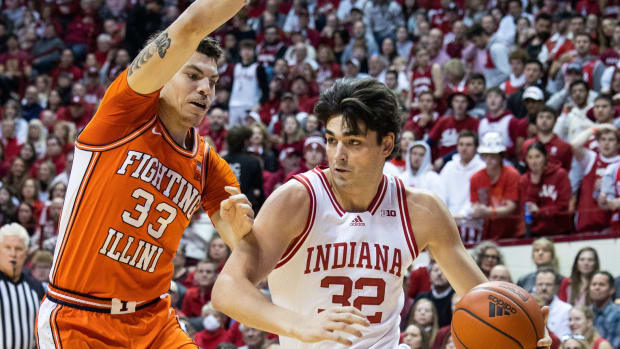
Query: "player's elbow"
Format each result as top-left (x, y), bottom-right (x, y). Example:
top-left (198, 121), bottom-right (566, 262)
top-left (211, 274), bottom-right (231, 313)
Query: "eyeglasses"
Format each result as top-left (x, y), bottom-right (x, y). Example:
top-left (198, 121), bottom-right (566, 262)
top-left (561, 334), bottom-right (585, 342)
top-left (482, 254), bottom-right (500, 261)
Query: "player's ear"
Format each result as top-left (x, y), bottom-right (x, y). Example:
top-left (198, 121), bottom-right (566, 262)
top-left (382, 132), bottom-right (395, 157)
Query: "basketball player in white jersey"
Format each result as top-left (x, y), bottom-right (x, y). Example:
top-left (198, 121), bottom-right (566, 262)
top-left (213, 79), bottom-right (551, 348)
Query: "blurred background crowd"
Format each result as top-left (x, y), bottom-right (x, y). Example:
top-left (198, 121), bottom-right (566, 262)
top-left (1, 0), bottom-right (620, 346)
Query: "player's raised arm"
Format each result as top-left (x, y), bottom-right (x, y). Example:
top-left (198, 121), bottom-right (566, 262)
top-left (126, 0), bottom-right (246, 94)
top-left (212, 180), bottom-right (369, 345)
top-left (407, 189), bottom-right (487, 297)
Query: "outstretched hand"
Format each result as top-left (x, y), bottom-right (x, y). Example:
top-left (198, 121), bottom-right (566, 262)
top-left (537, 306), bottom-right (552, 349)
top-left (220, 186), bottom-right (254, 245)
top-left (292, 307), bottom-right (371, 345)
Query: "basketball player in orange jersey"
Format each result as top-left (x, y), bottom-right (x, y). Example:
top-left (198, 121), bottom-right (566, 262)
top-left (213, 79), bottom-right (552, 348)
top-left (35, 0), bottom-right (253, 347)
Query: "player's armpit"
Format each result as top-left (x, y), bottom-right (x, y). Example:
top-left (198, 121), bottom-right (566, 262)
top-left (126, 0), bottom-right (245, 94)
top-left (405, 188), bottom-right (487, 297)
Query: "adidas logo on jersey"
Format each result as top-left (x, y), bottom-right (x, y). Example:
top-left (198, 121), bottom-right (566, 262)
top-left (350, 215), bottom-right (365, 226)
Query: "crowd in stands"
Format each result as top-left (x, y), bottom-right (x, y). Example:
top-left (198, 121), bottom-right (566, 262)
top-left (2, 0), bottom-right (620, 346)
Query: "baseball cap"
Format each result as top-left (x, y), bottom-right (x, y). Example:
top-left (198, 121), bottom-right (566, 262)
top-left (279, 146), bottom-right (301, 162)
top-left (303, 136), bottom-right (326, 153)
top-left (477, 132), bottom-right (506, 154)
top-left (522, 86), bottom-right (544, 101)
top-left (346, 58), bottom-right (361, 69)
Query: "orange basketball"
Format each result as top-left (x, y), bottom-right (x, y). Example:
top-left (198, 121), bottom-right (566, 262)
top-left (451, 281), bottom-right (545, 349)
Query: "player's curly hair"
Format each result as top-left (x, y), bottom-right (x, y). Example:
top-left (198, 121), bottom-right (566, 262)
top-left (313, 78), bottom-right (401, 159)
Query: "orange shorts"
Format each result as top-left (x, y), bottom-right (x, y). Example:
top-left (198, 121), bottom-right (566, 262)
top-left (36, 295), bottom-right (196, 349)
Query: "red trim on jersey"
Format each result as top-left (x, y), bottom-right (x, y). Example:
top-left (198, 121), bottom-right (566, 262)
top-left (396, 178), bottom-right (419, 258)
top-left (314, 168), bottom-right (345, 217)
top-left (368, 175), bottom-right (388, 215)
top-left (275, 173), bottom-right (317, 268)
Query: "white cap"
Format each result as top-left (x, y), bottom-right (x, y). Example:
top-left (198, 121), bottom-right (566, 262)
top-left (522, 86), bottom-right (544, 101)
top-left (478, 132), bottom-right (506, 154)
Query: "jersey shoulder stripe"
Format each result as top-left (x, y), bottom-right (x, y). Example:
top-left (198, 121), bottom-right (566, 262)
top-left (76, 117), bottom-right (156, 152)
top-left (395, 177), bottom-right (418, 259)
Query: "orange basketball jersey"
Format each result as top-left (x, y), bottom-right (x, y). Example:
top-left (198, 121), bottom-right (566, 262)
top-left (48, 70), bottom-right (238, 304)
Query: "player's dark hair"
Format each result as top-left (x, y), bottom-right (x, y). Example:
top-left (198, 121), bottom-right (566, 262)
top-left (226, 125), bottom-right (253, 154)
top-left (592, 271), bottom-right (615, 288)
top-left (314, 78), bottom-right (401, 158)
top-left (458, 130), bottom-right (478, 147)
top-left (196, 37), bottom-right (224, 61)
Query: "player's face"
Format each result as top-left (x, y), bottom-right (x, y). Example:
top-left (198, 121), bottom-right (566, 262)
top-left (402, 325), bottom-right (423, 349)
top-left (576, 250), bottom-right (596, 275)
top-left (598, 132), bottom-right (619, 158)
top-left (325, 116), bottom-right (394, 190)
top-left (413, 302), bottom-right (433, 326)
top-left (568, 309), bottom-right (587, 334)
top-left (534, 272), bottom-right (557, 305)
top-left (163, 52), bottom-right (218, 129)
top-left (532, 245), bottom-right (552, 266)
top-left (0, 235), bottom-right (27, 276)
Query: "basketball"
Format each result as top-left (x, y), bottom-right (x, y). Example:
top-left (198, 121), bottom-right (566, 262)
top-left (451, 281), bottom-right (544, 349)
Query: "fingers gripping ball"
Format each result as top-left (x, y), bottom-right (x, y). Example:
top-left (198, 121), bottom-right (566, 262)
top-left (451, 281), bottom-right (544, 349)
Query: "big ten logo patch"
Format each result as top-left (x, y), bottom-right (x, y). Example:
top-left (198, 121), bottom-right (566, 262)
top-left (488, 295), bottom-right (517, 317)
top-left (381, 209), bottom-right (396, 217)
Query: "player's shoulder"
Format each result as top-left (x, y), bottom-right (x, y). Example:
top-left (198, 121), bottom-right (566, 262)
top-left (270, 178), bottom-right (311, 206)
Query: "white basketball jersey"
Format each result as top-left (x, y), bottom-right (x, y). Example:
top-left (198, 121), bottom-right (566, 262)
top-left (268, 168), bottom-right (418, 349)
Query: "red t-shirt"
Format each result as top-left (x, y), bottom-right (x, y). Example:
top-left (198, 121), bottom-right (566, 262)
top-left (470, 165), bottom-right (523, 239)
top-left (428, 115), bottom-right (479, 159)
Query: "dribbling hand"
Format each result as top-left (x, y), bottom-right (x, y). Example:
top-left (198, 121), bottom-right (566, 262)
top-left (220, 186), bottom-right (254, 242)
top-left (292, 306), bottom-right (371, 345)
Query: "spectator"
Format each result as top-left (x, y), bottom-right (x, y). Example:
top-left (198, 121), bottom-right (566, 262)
top-left (27, 119), bottom-right (48, 160)
top-left (404, 91), bottom-right (438, 141)
top-left (263, 146), bottom-right (303, 197)
top-left (559, 337), bottom-right (589, 349)
top-left (30, 24), bottom-right (65, 75)
top-left (414, 262), bottom-right (455, 328)
top-left (520, 86), bottom-right (547, 140)
top-left (520, 142), bottom-right (572, 236)
top-left (467, 73), bottom-right (487, 118)
top-left (21, 85), bottom-right (43, 122)
top-left (247, 123), bottom-right (278, 172)
top-left (2, 118), bottom-right (24, 163)
top-left (407, 46), bottom-right (443, 110)
top-left (182, 260), bottom-right (219, 318)
top-left (518, 238), bottom-right (562, 293)
top-left (238, 324), bottom-right (270, 349)
top-left (473, 241), bottom-right (504, 278)
top-left (507, 59), bottom-right (546, 118)
top-left (571, 125), bottom-right (620, 232)
top-left (302, 136), bottom-right (326, 170)
top-left (521, 107), bottom-right (573, 172)
top-left (478, 87), bottom-right (522, 158)
top-left (363, 0), bottom-right (404, 44)
top-left (194, 302), bottom-right (233, 349)
top-left (207, 234), bottom-right (231, 272)
top-left (470, 132), bottom-right (522, 240)
top-left (568, 305), bottom-right (614, 349)
top-left (31, 135), bottom-right (66, 179)
top-left (29, 249), bottom-right (53, 290)
top-left (0, 223), bottom-right (44, 348)
top-left (4, 156), bottom-right (28, 197)
top-left (402, 141), bottom-right (442, 194)
top-left (560, 247), bottom-right (600, 305)
top-left (406, 298), bottom-right (439, 346)
top-left (554, 80), bottom-right (597, 142)
top-left (535, 267), bottom-right (572, 338)
top-left (384, 130), bottom-right (415, 177)
top-left (34, 196), bottom-right (63, 251)
top-left (589, 271), bottom-right (620, 348)
top-left (466, 24), bottom-right (510, 88)
top-left (341, 20), bottom-right (379, 65)
top-left (489, 264), bottom-right (513, 283)
top-left (428, 90), bottom-right (479, 164)
top-left (224, 125), bottom-right (265, 210)
top-left (19, 177), bottom-right (44, 221)
top-left (402, 323), bottom-right (430, 349)
top-left (0, 186), bottom-right (16, 225)
top-left (201, 107), bottom-right (228, 154)
top-left (173, 244), bottom-right (193, 288)
top-left (500, 49), bottom-right (528, 95)
top-left (229, 40), bottom-right (267, 126)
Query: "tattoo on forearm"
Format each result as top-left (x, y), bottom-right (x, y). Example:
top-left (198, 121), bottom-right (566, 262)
top-left (155, 32), bottom-right (171, 59)
top-left (127, 31), bottom-right (172, 76)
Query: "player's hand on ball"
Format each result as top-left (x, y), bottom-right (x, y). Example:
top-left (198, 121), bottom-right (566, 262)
top-left (293, 306), bottom-right (370, 345)
top-left (537, 306), bottom-right (552, 348)
top-left (220, 186), bottom-right (254, 241)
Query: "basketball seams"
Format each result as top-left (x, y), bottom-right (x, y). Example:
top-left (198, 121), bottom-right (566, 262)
top-left (474, 286), bottom-right (541, 339)
top-left (451, 327), bottom-right (470, 349)
top-left (453, 308), bottom-right (524, 349)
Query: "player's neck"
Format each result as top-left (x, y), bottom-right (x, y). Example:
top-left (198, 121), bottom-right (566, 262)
top-left (327, 169), bottom-right (383, 212)
top-left (159, 107), bottom-right (192, 150)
